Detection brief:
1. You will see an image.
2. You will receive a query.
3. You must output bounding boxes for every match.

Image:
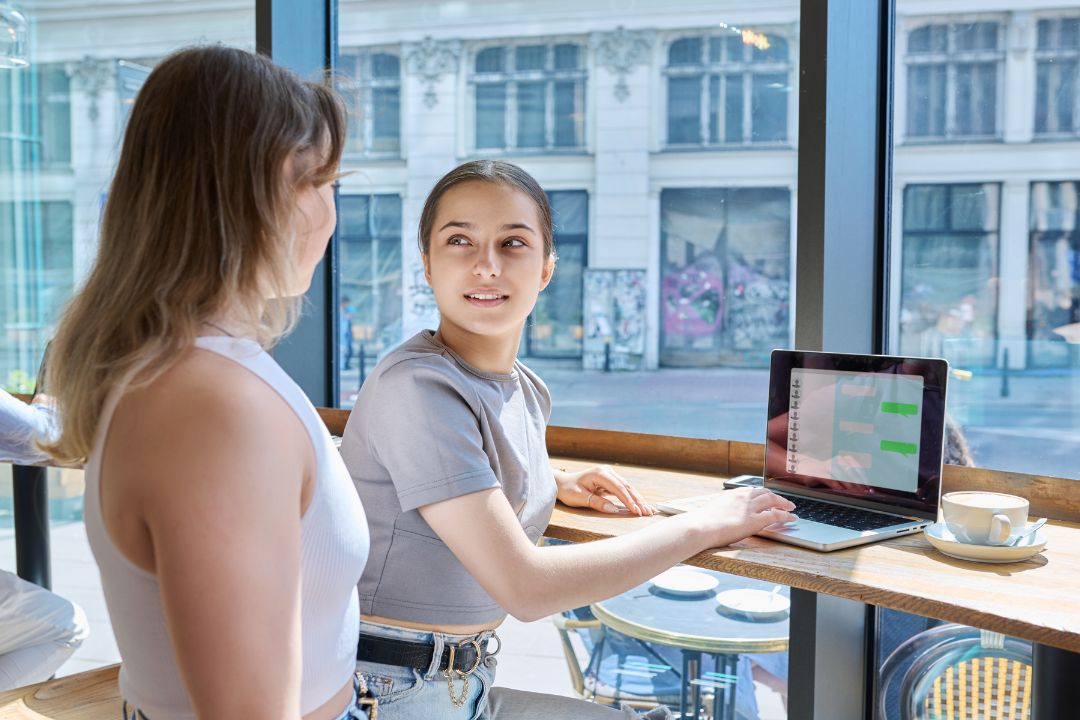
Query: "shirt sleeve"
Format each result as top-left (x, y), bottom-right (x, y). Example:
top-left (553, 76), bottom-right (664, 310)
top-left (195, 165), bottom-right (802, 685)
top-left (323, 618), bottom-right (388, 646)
top-left (366, 360), bottom-right (500, 512)
top-left (0, 391), bottom-right (57, 465)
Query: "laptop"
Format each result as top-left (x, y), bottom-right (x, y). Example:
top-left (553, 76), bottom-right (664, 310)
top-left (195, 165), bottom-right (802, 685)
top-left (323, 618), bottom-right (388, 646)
top-left (755, 349), bottom-right (948, 551)
top-left (659, 349), bottom-right (948, 551)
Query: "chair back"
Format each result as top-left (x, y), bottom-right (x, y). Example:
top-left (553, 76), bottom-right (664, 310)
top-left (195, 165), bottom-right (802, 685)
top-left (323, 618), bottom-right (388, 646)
top-left (878, 623), bottom-right (1032, 720)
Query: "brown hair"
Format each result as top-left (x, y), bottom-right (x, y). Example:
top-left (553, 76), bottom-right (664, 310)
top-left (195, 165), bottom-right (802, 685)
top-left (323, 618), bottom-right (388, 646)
top-left (417, 160), bottom-right (555, 258)
top-left (44, 45), bottom-right (345, 463)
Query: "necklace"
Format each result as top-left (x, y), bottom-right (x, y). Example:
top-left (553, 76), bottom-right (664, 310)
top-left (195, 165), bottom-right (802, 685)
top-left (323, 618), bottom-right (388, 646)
top-left (204, 321), bottom-right (235, 338)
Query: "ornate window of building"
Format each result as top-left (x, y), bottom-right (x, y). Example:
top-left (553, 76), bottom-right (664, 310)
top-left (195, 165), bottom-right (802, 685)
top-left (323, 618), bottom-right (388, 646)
top-left (1035, 16), bottom-right (1080, 137)
top-left (905, 20), bottom-right (1003, 141)
top-left (470, 40), bottom-right (586, 153)
top-left (339, 48), bottom-right (401, 157)
top-left (0, 62), bottom-right (71, 169)
top-left (663, 30), bottom-right (791, 148)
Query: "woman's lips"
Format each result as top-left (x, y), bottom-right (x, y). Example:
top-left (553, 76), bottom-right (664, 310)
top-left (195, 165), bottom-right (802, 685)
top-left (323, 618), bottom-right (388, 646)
top-left (464, 292), bottom-right (509, 308)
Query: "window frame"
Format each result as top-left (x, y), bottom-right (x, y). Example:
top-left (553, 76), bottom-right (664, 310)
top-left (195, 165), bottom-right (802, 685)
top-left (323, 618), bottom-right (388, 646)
top-left (467, 38), bottom-right (588, 155)
top-left (902, 16), bottom-right (1006, 143)
top-left (662, 28), bottom-right (794, 149)
top-left (338, 46), bottom-right (403, 159)
top-left (1034, 13), bottom-right (1080, 139)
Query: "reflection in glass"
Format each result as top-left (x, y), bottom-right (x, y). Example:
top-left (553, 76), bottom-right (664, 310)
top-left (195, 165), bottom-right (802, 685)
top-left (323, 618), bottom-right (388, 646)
top-left (899, 184), bottom-right (999, 368)
top-left (660, 188), bottom-right (790, 367)
top-left (525, 191), bottom-right (587, 359)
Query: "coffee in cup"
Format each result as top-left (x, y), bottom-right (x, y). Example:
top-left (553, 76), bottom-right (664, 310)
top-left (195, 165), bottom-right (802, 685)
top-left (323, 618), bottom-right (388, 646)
top-left (941, 491), bottom-right (1029, 546)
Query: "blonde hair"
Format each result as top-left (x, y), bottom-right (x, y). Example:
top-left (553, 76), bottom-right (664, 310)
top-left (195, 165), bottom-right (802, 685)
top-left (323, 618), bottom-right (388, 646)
top-left (44, 46), bottom-right (345, 463)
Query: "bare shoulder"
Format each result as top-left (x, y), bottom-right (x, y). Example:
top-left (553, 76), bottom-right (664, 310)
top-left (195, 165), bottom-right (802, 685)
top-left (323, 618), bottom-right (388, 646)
top-left (101, 346), bottom-right (312, 568)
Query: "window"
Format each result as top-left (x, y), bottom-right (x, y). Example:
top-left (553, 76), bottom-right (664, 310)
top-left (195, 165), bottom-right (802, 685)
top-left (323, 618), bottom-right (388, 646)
top-left (525, 191), bottom-right (588, 359)
top-left (338, 194), bottom-right (403, 398)
top-left (664, 30), bottom-right (791, 147)
top-left (898, 184), bottom-right (1000, 368)
top-left (660, 188), bottom-right (791, 367)
top-left (1035, 17), bottom-right (1080, 137)
top-left (471, 41), bottom-right (585, 152)
top-left (1029, 181), bottom-right (1080, 368)
top-left (0, 63), bottom-right (71, 170)
top-left (339, 49), bottom-right (402, 156)
top-left (905, 20), bottom-right (1002, 141)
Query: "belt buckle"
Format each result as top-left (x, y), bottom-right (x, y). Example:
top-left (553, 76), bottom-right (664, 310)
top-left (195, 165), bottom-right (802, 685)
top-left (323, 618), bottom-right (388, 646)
top-left (448, 638), bottom-right (483, 676)
top-left (444, 638), bottom-right (483, 707)
top-left (356, 672), bottom-right (379, 720)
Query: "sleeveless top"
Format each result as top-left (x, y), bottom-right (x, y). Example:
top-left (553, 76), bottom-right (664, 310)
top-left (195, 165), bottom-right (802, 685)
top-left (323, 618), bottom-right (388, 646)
top-left (84, 336), bottom-right (369, 718)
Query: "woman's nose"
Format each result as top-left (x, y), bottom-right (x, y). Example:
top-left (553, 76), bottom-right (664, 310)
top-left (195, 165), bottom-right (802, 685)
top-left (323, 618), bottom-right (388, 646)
top-left (473, 245), bottom-right (500, 276)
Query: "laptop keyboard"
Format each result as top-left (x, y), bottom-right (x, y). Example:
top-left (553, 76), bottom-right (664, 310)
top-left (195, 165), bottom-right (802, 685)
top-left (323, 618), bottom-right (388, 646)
top-left (781, 494), bottom-right (909, 532)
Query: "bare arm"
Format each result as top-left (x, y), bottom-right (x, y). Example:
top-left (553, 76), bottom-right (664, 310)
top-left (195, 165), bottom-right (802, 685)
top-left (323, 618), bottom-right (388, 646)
top-left (419, 485), bottom-right (794, 622)
top-left (105, 354), bottom-right (311, 719)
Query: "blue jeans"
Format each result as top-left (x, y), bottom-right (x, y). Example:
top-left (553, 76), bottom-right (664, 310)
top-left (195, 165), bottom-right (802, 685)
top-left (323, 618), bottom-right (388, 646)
top-left (354, 619), bottom-right (672, 720)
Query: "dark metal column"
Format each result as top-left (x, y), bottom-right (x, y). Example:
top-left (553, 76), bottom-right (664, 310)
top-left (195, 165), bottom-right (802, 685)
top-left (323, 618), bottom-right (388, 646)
top-left (256, 0), bottom-right (340, 408)
top-left (1033, 643), bottom-right (1080, 720)
top-left (12, 464), bottom-right (50, 589)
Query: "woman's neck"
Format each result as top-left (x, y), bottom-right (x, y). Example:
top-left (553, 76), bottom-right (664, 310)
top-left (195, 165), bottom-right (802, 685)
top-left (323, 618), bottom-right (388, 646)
top-left (434, 323), bottom-right (521, 375)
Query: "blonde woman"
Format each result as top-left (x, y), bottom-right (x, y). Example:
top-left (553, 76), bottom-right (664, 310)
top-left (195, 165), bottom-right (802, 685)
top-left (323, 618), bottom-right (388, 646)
top-left (45, 47), bottom-right (369, 720)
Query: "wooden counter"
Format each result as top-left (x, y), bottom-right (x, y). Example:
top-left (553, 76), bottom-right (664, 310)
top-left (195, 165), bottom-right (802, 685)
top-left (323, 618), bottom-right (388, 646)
top-left (546, 458), bottom-right (1080, 655)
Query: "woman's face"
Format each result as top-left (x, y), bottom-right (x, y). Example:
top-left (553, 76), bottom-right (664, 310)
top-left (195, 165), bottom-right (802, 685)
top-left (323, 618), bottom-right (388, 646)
top-left (424, 180), bottom-right (554, 339)
top-left (291, 177), bottom-right (336, 295)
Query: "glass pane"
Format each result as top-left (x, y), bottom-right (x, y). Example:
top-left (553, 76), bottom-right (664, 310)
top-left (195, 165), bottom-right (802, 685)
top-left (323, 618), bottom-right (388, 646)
top-left (516, 81), bottom-right (546, 148)
top-left (0, 0), bottom-right (256, 681)
top-left (667, 75), bottom-right (702, 144)
top-left (725, 74), bottom-right (744, 143)
top-left (907, 64), bottom-right (946, 138)
top-left (751, 72), bottom-right (787, 142)
top-left (476, 46), bottom-right (505, 73)
top-left (660, 188), bottom-right (791, 368)
top-left (516, 44), bottom-right (547, 72)
top-left (553, 43), bottom-right (580, 70)
top-left (669, 37), bottom-right (703, 66)
top-left (891, 5), bottom-right (1080, 482)
top-left (371, 52), bottom-right (400, 78)
top-left (339, 195), bottom-right (403, 398)
top-left (553, 80), bottom-right (583, 148)
top-left (338, 2), bottom-right (800, 454)
top-left (475, 83), bottom-right (506, 149)
top-left (371, 87), bottom-right (400, 152)
top-left (909, 24), bottom-right (947, 54)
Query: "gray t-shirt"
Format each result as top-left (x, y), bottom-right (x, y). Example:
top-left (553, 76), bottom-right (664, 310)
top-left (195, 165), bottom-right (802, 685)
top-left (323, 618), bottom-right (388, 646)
top-left (340, 330), bottom-right (557, 626)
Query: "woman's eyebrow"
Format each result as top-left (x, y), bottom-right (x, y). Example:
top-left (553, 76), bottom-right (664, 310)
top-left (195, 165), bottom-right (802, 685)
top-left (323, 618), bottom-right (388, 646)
top-left (500, 222), bottom-right (536, 233)
top-left (438, 220), bottom-right (475, 232)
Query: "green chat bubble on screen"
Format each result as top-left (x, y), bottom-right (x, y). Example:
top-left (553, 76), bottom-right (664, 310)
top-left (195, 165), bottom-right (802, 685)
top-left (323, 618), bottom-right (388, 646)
top-left (881, 440), bottom-right (918, 456)
top-left (881, 402), bottom-right (919, 416)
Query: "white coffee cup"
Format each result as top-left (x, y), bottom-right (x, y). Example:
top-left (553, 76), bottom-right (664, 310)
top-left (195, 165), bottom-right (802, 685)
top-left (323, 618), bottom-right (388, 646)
top-left (941, 491), bottom-right (1029, 546)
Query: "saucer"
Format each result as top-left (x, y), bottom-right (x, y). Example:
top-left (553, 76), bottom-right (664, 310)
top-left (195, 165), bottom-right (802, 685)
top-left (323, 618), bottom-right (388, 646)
top-left (924, 522), bottom-right (1047, 564)
top-left (715, 589), bottom-right (790, 620)
top-left (649, 568), bottom-right (719, 597)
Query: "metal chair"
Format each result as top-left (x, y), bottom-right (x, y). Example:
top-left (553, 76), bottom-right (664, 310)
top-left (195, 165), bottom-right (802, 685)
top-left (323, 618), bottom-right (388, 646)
top-left (551, 606), bottom-right (684, 712)
top-left (877, 623), bottom-right (1032, 720)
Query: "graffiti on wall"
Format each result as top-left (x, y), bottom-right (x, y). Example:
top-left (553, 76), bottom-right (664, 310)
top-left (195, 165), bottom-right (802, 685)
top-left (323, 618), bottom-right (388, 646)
top-left (583, 269), bottom-right (646, 370)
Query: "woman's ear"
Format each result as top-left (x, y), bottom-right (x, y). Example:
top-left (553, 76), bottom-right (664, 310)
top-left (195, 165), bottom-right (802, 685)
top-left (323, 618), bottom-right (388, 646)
top-left (539, 253), bottom-right (556, 291)
top-left (422, 252), bottom-right (433, 285)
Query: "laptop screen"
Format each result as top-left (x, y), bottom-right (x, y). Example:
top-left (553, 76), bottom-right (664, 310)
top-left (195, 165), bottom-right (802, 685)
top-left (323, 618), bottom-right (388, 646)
top-left (764, 350), bottom-right (948, 519)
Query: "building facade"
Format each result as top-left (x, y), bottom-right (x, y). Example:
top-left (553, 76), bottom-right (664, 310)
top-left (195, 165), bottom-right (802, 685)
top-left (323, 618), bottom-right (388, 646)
top-left (2, 0), bottom-right (1079, 387)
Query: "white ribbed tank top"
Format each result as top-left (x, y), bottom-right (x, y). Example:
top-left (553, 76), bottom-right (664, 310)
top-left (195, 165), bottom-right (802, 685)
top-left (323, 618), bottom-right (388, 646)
top-left (84, 336), bottom-right (369, 718)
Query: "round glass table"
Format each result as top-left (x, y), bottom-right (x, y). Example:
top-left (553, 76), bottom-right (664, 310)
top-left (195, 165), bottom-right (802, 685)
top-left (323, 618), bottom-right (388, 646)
top-left (591, 569), bottom-right (789, 720)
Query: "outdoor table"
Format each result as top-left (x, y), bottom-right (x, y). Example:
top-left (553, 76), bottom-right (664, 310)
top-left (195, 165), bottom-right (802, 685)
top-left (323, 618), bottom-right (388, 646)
top-left (546, 457), bottom-right (1080, 720)
top-left (591, 570), bottom-right (788, 720)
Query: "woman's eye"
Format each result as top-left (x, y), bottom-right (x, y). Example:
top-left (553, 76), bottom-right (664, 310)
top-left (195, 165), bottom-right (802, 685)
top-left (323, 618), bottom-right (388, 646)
top-left (448, 235), bottom-right (469, 246)
top-left (503, 237), bottom-right (526, 248)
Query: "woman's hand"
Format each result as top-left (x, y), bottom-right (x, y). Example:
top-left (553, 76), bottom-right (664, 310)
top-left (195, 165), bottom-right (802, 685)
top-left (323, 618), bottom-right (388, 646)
top-left (554, 465), bottom-right (658, 516)
top-left (684, 487), bottom-right (797, 548)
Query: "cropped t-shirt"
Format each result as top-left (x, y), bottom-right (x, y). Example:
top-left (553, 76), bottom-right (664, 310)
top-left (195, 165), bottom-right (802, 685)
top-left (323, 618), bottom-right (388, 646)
top-left (340, 330), bottom-right (557, 626)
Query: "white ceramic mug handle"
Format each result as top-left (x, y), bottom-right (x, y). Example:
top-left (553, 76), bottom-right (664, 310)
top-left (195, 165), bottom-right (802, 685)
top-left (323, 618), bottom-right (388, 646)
top-left (988, 514), bottom-right (1012, 545)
